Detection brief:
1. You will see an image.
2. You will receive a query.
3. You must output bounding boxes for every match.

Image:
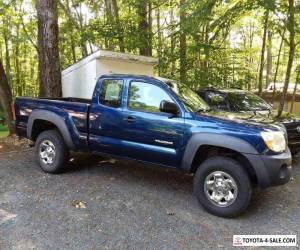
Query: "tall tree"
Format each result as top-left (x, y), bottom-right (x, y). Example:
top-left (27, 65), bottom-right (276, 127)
top-left (272, 30), bottom-right (285, 103)
top-left (3, 19), bottom-right (12, 90)
top-left (137, 0), bottom-right (152, 56)
top-left (59, 0), bottom-right (88, 57)
top-left (36, 0), bottom-right (62, 97)
top-left (170, 7), bottom-right (176, 77)
top-left (104, 0), bottom-right (116, 50)
top-left (156, 6), bottom-right (162, 75)
top-left (290, 65), bottom-right (300, 113)
top-left (111, 0), bottom-right (125, 52)
top-left (0, 59), bottom-right (14, 134)
top-left (258, 9), bottom-right (269, 95)
top-left (179, 0), bottom-right (187, 83)
top-left (266, 31), bottom-right (272, 88)
top-left (278, 0), bottom-right (296, 117)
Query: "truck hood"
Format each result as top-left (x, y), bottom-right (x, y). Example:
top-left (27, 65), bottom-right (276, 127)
top-left (196, 110), bottom-right (286, 132)
top-left (203, 110), bottom-right (274, 123)
top-left (201, 109), bottom-right (300, 124)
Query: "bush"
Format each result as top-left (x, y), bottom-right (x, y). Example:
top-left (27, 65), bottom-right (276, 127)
top-left (0, 124), bottom-right (8, 132)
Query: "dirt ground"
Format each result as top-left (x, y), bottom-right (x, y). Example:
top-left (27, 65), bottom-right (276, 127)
top-left (0, 135), bottom-right (31, 154)
top-left (0, 148), bottom-right (299, 250)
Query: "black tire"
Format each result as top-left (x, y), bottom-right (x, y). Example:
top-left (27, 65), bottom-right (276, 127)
top-left (35, 130), bottom-right (69, 174)
top-left (193, 156), bottom-right (252, 218)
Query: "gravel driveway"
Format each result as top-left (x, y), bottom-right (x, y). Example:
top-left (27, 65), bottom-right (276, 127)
top-left (0, 151), bottom-right (299, 250)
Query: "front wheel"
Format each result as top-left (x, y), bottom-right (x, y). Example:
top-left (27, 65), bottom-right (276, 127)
top-left (193, 156), bottom-right (252, 218)
top-left (35, 130), bottom-right (69, 174)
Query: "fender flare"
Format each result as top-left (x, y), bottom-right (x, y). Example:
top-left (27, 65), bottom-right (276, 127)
top-left (181, 133), bottom-right (268, 181)
top-left (27, 110), bottom-right (75, 150)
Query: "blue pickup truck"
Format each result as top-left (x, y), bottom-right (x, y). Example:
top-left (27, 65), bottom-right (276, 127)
top-left (15, 74), bottom-right (292, 217)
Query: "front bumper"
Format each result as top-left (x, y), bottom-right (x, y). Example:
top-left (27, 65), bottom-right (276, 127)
top-left (245, 149), bottom-right (292, 188)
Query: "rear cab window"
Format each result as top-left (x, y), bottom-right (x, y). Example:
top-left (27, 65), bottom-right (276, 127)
top-left (99, 79), bottom-right (123, 108)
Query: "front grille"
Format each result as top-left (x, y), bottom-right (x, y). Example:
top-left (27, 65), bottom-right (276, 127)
top-left (283, 122), bottom-right (300, 145)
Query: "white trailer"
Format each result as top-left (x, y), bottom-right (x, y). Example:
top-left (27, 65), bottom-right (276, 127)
top-left (62, 50), bottom-right (158, 99)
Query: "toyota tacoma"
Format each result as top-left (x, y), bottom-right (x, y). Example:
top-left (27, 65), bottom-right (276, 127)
top-left (15, 75), bottom-right (292, 217)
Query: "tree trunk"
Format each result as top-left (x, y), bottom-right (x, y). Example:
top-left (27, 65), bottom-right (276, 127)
top-left (61, 0), bottom-right (87, 57)
top-left (170, 8), bottom-right (176, 77)
top-left (147, 2), bottom-right (152, 56)
top-left (111, 0), bottom-right (125, 52)
top-left (290, 66), bottom-right (300, 113)
top-left (0, 59), bottom-right (15, 134)
top-left (248, 23), bottom-right (254, 90)
top-left (265, 31), bottom-right (272, 88)
top-left (22, 44), bottom-right (28, 96)
top-left (258, 9), bottom-right (269, 96)
top-left (203, 24), bottom-right (210, 71)
top-left (104, 0), bottom-right (116, 51)
top-left (71, 0), bottom-right (88, 57)
top-left (70, 33), bottom-right (77, 63)
top-left (179, 0), bottom-right (187, 83)
top-left (272, 30), bottom-right (285, 103)
top-left (15, 25), bottom-right (22, 96)
top-left (278, 0), bottom-right (295, 117)
top-left (137, 0), bottom-right (152, 56)
top-left (3, 27), bottom-right (12, 91)
top-left (156, 7), bottom-right (162, 75)
top-left (36, 0), bottom-right (62, 97)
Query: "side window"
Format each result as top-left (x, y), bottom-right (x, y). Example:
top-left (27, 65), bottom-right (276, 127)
top-left (99, 79), bottom-right (123, 108)
top-left (128, 81), bottom-right (173, 113)
top-left (206, 92), bottom-right (227, 110)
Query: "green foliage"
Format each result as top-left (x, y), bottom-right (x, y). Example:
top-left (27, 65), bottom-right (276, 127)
top-left (0, 125), bottom-right (8, 132)
top-left (0, 0), bottom-right (299, 104)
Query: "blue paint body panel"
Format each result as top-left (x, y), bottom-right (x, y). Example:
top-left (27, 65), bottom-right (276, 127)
top-left (15, 74), bottom-right (287, 180)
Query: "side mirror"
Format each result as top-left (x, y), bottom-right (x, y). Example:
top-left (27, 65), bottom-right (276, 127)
top-left (159, 100), bottom-right (178, 115)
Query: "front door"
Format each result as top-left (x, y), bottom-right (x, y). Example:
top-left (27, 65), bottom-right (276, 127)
top-left (121, 80), bottom-right (185, 167)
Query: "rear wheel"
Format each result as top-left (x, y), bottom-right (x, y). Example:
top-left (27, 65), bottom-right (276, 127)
top-left (35, 130), bottom-right (69, 173)
top-left (194, 156), bottom-right (252, 218)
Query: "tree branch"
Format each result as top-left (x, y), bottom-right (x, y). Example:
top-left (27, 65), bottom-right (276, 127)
top-left (20, 15), bottom-right (38, 51)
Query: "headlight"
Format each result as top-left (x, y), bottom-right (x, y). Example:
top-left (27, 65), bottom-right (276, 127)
top-left (261, 131), bottom-right (286, 152)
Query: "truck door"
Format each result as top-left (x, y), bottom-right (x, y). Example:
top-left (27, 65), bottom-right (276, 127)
top-left (121, 80), bottom-right (185, 167)
top-left (89, 78), bottom-right (126, 155)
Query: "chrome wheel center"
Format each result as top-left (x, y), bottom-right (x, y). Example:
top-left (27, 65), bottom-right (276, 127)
top-left (204, 171), bottom-right (238, 207)
top-left (39, 140), bottom-right (56, 164)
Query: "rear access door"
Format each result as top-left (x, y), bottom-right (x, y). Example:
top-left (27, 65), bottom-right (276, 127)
top-left (88, 78), bottom-right (126, 155)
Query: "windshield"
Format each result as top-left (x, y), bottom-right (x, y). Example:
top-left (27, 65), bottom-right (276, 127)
top-left (227, 92), bottom-right (271, 111)
top-left (165, 80), bottom-right (210, 112)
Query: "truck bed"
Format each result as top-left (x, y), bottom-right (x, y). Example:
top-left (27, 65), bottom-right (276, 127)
top-left (40, 97), bottom-right (91, 104)
top-left (15, 97), bottom-right (91, 149)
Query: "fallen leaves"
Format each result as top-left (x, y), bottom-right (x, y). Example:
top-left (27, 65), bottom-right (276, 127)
top-left (0, 209), bottom-right (17, 225)
top-left (0, 135), bottom-right (30, 153)
top-left (166, 210), bottom-right (175, 216)
top-left (71, 200), bottom-right (87, 209)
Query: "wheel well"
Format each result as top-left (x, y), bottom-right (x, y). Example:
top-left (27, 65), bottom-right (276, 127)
top-left (31, 120), bottom-right (58, 141)
top-left (190, 145), bottom-right (257, 183)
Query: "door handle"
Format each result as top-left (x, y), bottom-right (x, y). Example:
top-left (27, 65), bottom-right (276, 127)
top-left (125, 116), bottom-right (135, 123)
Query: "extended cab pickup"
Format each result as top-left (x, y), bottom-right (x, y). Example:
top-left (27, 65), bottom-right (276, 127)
top-left (15, 74), bottom-right (292, 217)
